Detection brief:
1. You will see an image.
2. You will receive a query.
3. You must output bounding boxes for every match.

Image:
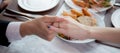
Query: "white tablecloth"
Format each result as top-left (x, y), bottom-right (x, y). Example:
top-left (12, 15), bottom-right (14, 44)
top-left (7, 35), bottom-right (120, 53)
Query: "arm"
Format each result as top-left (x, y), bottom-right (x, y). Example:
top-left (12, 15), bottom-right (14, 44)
top-left (90, 27), bottom-right (120, 43)
top-left (0, 16), bottom-right (60, 46)
top-left (50, 17), bottom-right (120, 44)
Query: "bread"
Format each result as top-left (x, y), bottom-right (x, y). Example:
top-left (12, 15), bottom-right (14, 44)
top-left (77, 16), bottom-right (97, 26)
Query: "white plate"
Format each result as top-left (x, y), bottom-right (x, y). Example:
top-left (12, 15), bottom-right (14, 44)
top-left (111, 9), bottom-right (120, 28)
top-left (18, 0), bottom-right (59, 12)
top-left (65, 0), bottom-right (115, 12)
top-left (56, 10), bottom-right (105, 43)
top-left (57, 35), bottom-right (95, 43)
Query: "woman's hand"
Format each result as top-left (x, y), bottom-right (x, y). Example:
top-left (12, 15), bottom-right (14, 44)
top-left (50, 16), bottom-right (92, 40)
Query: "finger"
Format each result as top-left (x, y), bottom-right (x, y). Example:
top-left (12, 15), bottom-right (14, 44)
top-left (49, 26), bottom-right (64, 34)
top-left (45, 15), bottom-right (62, 22)
top-left (53, 22), bottom-right (59, 28)
top-left (39, 15), bottom-right (66, 25)
top-left (45, 20), bottom-right (59, 27)
top-left (38, 15), bottom-right (56, 23)
top-left (45, 23), bottom-right (52, 26)
top-left (63, 16), bottom-right (80, 25)
top-left (44, 15), bottom-right (65, 23)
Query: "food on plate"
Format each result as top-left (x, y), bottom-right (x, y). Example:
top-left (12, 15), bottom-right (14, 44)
top-left (77, 16), bottom-right (97, 26)
top-left (72, 0), bottom-right (111, 9)
top-left (59, 34), bottom-right (71, 40)
top-left (59, 8), bottom-right (97, 40)
top-left (71, 9), bottom-right (84, 17)
top-left (62, 8), bottom-right (97, 26)
top-left (72, 0), bottom-right (87, 8)
top-left (82, 8), bottom-right (92, 17)
top-left (62, 8), bottom-right (96, 23)
top-left (62, 11), bottom-right (77, 19)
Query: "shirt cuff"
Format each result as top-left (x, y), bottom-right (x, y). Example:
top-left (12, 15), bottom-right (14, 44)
top-left (6, 22), bottom-right (23, 42)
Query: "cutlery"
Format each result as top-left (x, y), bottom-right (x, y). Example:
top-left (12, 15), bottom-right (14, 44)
top-left (3, 13), bottom-right (32, 20)
top-left (6, 9), bottom-right (42, 18)
top-left (114, 3), bottom-right (120, 7)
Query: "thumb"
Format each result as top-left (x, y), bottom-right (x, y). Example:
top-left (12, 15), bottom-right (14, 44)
top-left (49, 26), bottom-right (64, 34)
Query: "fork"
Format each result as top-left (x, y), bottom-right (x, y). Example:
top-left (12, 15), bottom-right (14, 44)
top-left (3, 13), bottom-right (32, 20)
top-left (6, 9), bottom-right (43, 18)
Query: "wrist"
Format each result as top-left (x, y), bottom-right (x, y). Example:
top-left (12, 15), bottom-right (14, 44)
top-left (88, 27), bottom-right (97, 39)
top-left (20, 21), bottom-right (34, 37)
top-left (79, 25), bottom-right (93, 39)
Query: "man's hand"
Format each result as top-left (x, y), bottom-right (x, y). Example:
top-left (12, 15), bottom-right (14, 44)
top-left (20, 16), bottom-right (62, 41)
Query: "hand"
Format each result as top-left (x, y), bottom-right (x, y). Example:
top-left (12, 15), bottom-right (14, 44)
top-left (20, 15), bottom-right (62, 41)
top-left (50, 16), bottom-right (92, 40)
top-left (0, 0), bottom-right (11, 11)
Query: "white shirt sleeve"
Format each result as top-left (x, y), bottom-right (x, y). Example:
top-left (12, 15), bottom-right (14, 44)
top-left (6, 22), bottom-right (23, 42)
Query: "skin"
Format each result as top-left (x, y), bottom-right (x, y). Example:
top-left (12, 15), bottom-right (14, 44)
top-left (50, 16), bottom-right (120, 43)
top-left (90, 27), bottom-right (120, 43)
top-left (0, 0), bottom-right (11, 11)
top-left (20, 16), bottom-right (63, 41)
top-left (51, 16), bottom-right (91, 40)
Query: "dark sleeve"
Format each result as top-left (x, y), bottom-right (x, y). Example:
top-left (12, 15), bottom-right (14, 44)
top-left (0, 20), bottom-right (10, 46)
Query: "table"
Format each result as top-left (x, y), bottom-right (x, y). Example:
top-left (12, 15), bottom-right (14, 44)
top-left (0, 0), bottom-right (120, 53)
top-left (0, 0), bottom-right (117, 27)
